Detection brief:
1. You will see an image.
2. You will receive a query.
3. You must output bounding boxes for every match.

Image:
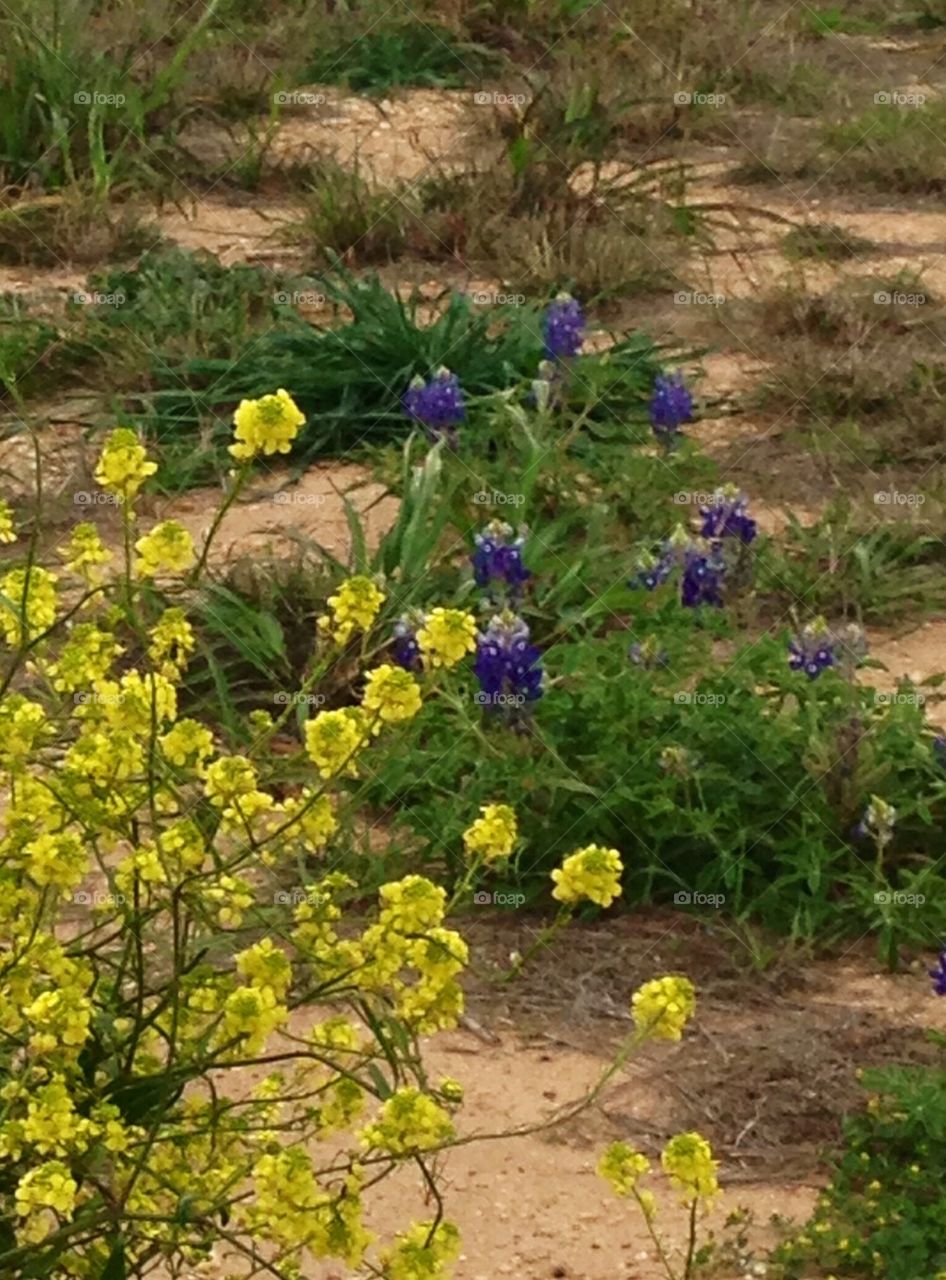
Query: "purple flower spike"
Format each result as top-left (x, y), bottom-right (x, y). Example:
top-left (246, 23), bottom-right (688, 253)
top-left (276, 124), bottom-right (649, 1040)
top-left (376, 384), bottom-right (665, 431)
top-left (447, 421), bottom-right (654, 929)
top-left (699, 486), bottom-right (757, 544)
top-left (788, 619), bottom-right (836, 680)
top-left (472, 520), bottom-right (530, 596)
top-left (391, 616), bottom-right (422, 672)
top-left (543, 293), bottom-right (585, 360)
top-left (930, 947), bottom-right (946, 996)
top-left (403, 367), bottom-right (466, 443)
top-left (474, 611), bottom-right (544, 707)
top-left (650, 371), bottom-right (694, 442)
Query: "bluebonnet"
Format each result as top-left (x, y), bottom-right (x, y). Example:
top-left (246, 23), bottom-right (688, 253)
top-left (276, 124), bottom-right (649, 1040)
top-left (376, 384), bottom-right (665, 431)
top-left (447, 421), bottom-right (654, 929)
top-left (680, 542), bottom-right (726, 607)
top-left (933, 735), bottom-right (946, 767)
top-left (543, 293), bottom-right (584, 360)
top-left (403, 366), bottom-right (466, 443)
top-left (391, 615), bottom-right (422, 671)
top-left (788, 619), bottom-right (836, 680)
top-left (631, 547), bottom-right (675, 592)
top-left (650, 371), bottom-right (693, 442)
top-left (631, 527), bottom-right (725, 608)
top-left (699, 486), bottom-right (757, 544)
top-left (474, 611), bottom-right (543, 705)
top-left (930, 947), bottom-right (946, 995)
top-left (472, 520), bottom-right (530, 595)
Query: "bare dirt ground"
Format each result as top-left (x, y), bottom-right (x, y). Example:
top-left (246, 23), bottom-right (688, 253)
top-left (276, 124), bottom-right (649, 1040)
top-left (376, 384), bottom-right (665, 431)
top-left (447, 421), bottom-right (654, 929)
top-left (278, 916), bottom-right (946, 1280)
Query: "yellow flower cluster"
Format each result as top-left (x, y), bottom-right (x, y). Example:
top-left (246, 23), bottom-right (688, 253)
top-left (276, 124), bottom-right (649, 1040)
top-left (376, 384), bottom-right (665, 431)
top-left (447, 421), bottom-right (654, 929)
top-left (550, 844), bottom-right (623, 907)
top-left (416, 607), bottom-right (477, 669)
top-left (359, 1087), bottom-right (455, 1155)
top-left (0, 498), bottom-right (16, 543)
top-left (0, 566), bottom-right (58, 646)
top-left (597, 1142), bottom-right (656, 1218)
top-left (93, 427), bottom-right (157, 498)
top-left (661, 1131), bottom-right (719, 1201)
top-left (147, 607), bottom-right (196, 676)
top-left (318, 574), bottom-right (385, 645)
top-left (59, 522), bottom-right (110, 584)
top-left (382, 1220), bottom-right (461, 1280)
top-left (631, 975), bottom-right (696, 1042)
top-left (134, 520), bottom-right (196, 578)
top-left (230, 387), bottom-right (305, 460)
top-left (304, 707), bottom-right (367, 778)
top-left (463, 803), bottom-right (518, 863)
top-left (362, 664), bottom-right (422, 727)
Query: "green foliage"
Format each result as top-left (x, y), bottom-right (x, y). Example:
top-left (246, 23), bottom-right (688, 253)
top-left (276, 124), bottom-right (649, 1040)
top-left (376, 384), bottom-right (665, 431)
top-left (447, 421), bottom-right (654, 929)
top-left (362, 621), bottom-right (946, 941)
top-left (776, 1061), bottom-right (946, 1278)
top-left (140, 269), bottom-right (671, 468)
top-left (757, 505), bottom-right (946, 624)
top-left (0, 0), bottom-right (218, 192)
top-left (299, 21), bottom-right (499, 93)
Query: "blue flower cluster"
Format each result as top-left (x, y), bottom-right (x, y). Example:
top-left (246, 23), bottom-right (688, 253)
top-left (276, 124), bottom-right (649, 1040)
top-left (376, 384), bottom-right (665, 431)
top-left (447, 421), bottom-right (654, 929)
top-left (930, 947), bottom-right (946, 996)
top-left (788, 620), bottom-right (836, 680)
top-left (699, 487), bottom-right (757, 544)
top-left (474, 610), bottom-right (544, 705)
top-left (543, 293), bottom-right (585, 359)
top-left (650, 371), bottom-right (693, 443)
top-left (403, 366), bottom-right (466, 443)
top-left (472, 520), bottom-right (530, 595)
top-left (632, 526), bottom-right (727, 608)
top-left (391, 615), bottom-right (423, 672)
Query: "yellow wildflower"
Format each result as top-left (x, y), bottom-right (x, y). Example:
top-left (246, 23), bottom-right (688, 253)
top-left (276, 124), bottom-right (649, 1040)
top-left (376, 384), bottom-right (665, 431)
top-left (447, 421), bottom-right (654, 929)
top-left (230, 388), bottom-right (305, 460)
top-left (93, 427), bottom-right (157, 499)
top-left (462, 803), bottom-right (518, 863)
top-left (551, 844), bottom-right (623, 908)
top-left (631, 975), bottom-right (696, 1042)
top-left (361, 664), bottom-right (422, 727)
top-left (416, 607), bottom-right (477, 669)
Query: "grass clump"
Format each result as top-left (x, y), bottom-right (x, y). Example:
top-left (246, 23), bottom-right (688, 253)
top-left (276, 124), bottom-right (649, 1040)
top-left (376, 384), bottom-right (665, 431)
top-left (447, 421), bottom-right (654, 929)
top-left (781, 221), bottom-right (875, 262)
top-left (139, 269), bottom-right (672, 472)
top-left (0, 0), bottom-right (217, 193)
top-left (299, 20), bottom-right (499, 94)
